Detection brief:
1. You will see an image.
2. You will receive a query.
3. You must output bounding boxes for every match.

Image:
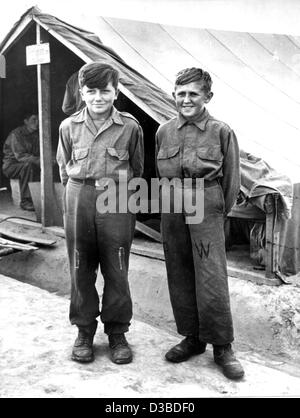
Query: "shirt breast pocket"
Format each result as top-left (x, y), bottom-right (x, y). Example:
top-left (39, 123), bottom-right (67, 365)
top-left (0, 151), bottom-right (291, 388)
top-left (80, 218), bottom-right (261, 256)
top-left (73, 148), bottom-right (89, 161)
top-left (71, 147), bottom-right (89, 177)
top-left (192, 146), bottom-right (223, 177)
top-left (106, 147), bottom-right (130, 179)
top-left (156, 145), bottom-right (181, 178)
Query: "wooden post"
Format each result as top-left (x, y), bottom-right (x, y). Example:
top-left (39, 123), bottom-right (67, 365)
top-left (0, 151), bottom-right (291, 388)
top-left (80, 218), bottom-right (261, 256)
top-left (265, 194), bottom-right (274, 278)
top-left (265, 194), bottom-right (282, 281)
top-left (36, 24), bottom-right (55, 227)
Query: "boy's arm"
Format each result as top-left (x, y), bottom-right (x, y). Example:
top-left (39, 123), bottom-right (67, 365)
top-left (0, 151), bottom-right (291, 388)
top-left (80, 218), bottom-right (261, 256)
top-left (129, 123), bottom-right (144, 178)
top-left (154, 129), bottom-right (161, 178)
top-left (56, 123), bottom-right (72, 186)
top-left (221, 128), bottom-right (240, 215)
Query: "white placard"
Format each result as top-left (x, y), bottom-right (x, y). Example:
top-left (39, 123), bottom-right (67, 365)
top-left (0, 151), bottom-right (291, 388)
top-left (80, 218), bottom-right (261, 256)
top-left (26, 43), bottom-right (50, 66)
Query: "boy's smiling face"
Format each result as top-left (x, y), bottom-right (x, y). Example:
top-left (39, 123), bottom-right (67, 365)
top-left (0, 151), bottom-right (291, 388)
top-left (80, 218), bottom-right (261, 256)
top-left (80, 81), bottom-right (118, 120)
top-left (173, 81), bottom-right (213, 121)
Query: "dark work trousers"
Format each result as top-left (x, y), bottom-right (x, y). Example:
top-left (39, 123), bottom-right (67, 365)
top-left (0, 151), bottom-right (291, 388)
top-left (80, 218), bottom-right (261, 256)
top-left (64, 179), bottom-right (136, 336)
top-left (161, 183), bottom-right (234, 345)
top-left (3, 161), bottom-right (40, 203)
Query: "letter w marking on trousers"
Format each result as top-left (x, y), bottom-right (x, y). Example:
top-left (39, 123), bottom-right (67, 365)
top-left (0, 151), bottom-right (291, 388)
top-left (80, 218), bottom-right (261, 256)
top-left (194, 240), bottom-right (210, 259)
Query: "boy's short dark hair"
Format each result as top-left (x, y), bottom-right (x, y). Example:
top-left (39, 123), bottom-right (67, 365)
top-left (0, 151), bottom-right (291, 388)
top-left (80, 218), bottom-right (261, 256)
top-left (23, 110), bottom-right (38, 121)
top-left (175, 67), bottom-right (212, 94)
top-left (78, 62), bottom-right (119, 90)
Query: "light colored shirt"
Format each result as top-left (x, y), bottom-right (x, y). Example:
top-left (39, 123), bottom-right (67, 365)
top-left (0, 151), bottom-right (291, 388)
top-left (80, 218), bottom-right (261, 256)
top-left (155, 108), bottom-right (240, 214)
top-left (57, 106), bottom-right (144, 185)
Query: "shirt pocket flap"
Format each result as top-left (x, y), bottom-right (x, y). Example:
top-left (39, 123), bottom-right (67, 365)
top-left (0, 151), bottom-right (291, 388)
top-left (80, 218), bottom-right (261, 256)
top-left (73, 148), bottom-right (89, 160)
top-left (107, 148), bottom-right (129, 160)
top-left (157, 145), bottom-right (180, 160)
top-left (197, 146), bottom-right (222, 161)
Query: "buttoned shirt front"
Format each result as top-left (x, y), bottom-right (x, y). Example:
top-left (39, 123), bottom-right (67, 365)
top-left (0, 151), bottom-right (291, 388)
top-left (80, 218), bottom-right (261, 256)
top-left (57, 106), bottom-right (144, 185)
top-left (155, 108), bottom-right (240, 214)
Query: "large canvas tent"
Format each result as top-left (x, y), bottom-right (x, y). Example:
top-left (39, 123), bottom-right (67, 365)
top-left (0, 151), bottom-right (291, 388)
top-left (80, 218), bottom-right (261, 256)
top-left (0, 6), bottom-right (299, 280)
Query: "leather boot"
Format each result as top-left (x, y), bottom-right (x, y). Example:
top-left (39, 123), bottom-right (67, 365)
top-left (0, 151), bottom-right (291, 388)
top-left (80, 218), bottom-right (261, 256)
top-left (71, 328), bottom-right (94, 363)
top-left (213, 343), bottom-right (244, 380)
top-left (20, 199), bottom-right (35, 211)
top-left (108, 333), bottom-right (133, 364)
top-left (165, 336), bottom-right (207, 363)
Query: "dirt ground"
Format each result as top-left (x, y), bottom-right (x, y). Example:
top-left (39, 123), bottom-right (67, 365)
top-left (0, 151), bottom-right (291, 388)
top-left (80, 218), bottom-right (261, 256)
top-left (1, 273), bottom-right (300, 398)
top-left (1, 220), bottom-right (300, 398)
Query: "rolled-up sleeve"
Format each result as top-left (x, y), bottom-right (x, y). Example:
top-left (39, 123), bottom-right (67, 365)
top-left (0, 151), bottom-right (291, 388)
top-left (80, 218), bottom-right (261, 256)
top-left (220, 128), bottom-right (240, 214)
top-left (56, 122), bottom-right (72, 186)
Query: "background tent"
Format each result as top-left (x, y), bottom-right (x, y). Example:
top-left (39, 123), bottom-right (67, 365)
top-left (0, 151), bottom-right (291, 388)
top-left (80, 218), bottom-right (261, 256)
top-left (77, 14), bottom-right (300, 277)
top-left (0, 7), bottom-right (299, 278)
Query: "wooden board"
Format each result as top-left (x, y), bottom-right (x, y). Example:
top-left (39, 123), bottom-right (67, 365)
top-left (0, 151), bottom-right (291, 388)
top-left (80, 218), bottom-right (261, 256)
top-left (135, 221), bottom-right (162, 242)
top-left (0, 221), bottom-right (56, 246)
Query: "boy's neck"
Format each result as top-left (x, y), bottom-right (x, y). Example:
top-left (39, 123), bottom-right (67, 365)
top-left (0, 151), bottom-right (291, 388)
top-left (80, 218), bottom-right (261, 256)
top-left (88, 108), bottom-right (113, 121)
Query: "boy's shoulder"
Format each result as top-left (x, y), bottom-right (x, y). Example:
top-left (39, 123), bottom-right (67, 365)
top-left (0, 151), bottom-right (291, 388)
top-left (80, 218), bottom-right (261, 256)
top-left (207, 114), bottom-right (232, 131)
top-left (118, 111), bottom-right (141, 127)
top-left (59, 109), bottom-right (84, 129)
top-left (156, 117), bottom-right (177, 134)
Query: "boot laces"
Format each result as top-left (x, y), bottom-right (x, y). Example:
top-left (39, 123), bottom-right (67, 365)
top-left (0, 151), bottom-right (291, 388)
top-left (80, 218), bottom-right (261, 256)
top-left (109, 334), bottom-right (128, 349)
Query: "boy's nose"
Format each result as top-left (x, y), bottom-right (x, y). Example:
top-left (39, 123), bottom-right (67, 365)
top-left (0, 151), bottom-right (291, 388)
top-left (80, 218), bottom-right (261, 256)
top-left (94, 91), bottom-right (103, 100)
top-left (183, 94), bottom-right (191, 103)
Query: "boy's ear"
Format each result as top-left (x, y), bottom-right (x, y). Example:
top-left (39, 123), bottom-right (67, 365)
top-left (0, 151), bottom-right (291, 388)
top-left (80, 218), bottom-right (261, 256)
top-left (172, 91), bottom-right (176, 100)
top-left (205, 91), bottom-right (213, 103)
top-left (114, 88), bottom-right (119, 100)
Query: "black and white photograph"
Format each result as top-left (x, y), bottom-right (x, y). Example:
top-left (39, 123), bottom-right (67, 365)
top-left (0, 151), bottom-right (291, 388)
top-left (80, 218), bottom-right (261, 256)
top-left (0, 0), bottom-right (300, 401)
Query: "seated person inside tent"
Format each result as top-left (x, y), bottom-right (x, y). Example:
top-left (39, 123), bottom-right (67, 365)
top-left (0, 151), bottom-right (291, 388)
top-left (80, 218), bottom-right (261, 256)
top-left (2, 111), bottom-right (40, 211)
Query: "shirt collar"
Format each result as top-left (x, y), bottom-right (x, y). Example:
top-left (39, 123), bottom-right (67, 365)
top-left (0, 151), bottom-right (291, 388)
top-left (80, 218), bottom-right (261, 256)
top-left (110, 107), bottom-right (124, 125)
top-left (176, 108), bottom-right (210, 131)
top-left (72, 106), bottom-right (124, 125)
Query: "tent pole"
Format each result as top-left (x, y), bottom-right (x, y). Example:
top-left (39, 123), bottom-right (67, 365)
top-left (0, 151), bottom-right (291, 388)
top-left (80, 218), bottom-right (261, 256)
top-left (36, 23), bottom-right (55, 228)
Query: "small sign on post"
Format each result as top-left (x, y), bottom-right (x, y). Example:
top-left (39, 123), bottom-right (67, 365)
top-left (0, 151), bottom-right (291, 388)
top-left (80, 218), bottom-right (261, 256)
top-left (26, 43), bottom-right (50, 66)
top-left (0, 54), bottom-right (6, 78)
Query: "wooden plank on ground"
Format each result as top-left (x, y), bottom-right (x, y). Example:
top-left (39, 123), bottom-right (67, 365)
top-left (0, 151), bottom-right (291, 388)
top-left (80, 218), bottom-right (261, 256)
top-left (131, 243), bottom-right (165, 260)
top-left (135, 221), bottom-right (162, 242)
top-left (0, 237), bottom-right (38, 251)
top-left (227, 265), bottom-right (282, 286)
top-left (0, 221), bottom-right (56, 246)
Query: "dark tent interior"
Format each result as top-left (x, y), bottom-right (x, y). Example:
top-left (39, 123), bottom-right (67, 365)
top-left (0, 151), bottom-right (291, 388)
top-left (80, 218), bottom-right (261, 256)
top-left (0, 22), bottom-right (159, 216)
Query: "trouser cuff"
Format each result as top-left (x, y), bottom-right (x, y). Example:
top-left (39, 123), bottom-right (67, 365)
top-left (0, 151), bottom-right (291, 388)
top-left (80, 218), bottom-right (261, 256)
top-left (104, 322), bottom-right (130, 335)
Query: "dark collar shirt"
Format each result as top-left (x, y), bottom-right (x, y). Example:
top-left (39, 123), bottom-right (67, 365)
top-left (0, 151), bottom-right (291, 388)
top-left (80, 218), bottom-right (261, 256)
top-left (155, 108), bottom-right (240, 214)
top-left (2, 125), bottom-right (40, 170)
top-left (57, 106), bottom-right (144, 185)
